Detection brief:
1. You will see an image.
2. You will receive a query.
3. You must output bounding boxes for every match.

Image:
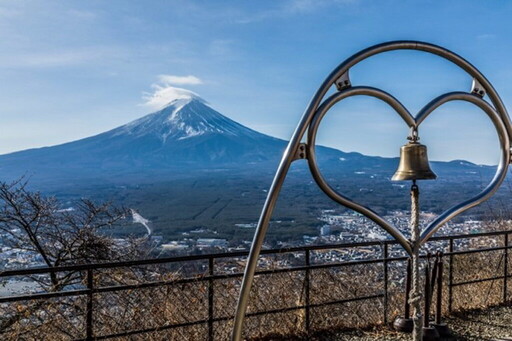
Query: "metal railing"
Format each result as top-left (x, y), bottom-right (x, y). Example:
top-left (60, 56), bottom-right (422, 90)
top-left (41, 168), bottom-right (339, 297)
top-left (0, 230), bottom-right (510, 340)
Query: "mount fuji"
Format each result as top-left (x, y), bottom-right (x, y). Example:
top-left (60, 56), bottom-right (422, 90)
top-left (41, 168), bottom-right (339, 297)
top-left (0, 87), bottom-right (494, 191)
top-left (0, 90), bottom-right (351, 185)
top-left (0, 89), bottom-right (501, 236)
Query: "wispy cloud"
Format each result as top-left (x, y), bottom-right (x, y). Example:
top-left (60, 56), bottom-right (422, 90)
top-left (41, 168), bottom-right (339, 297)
top-left (236, 0), bottom-right (361, 23)
top-left (157, 74), bottom-right (203, 85)
top-left (0, 46), bottom-right (126, 68)
top-left (142, 75), bottom-right (203, 109)
top-left (476, 33), bottom-right (496, 41)
top-left (288, 0), bottom-right (359, 12)
top-left (208, 39), bottom-right (239, 60)
top-left (67, 9), bottom-right (98, 20)
top-left (0, 6), bottom-right (21, 17)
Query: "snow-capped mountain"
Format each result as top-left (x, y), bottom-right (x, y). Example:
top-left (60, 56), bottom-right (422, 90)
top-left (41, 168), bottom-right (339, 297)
top-left (0, 89), bottom-right (493, 189)
top-left (96, 93), bottom-right (283, 164)
top-left (118, 94), bottom-right (262, 142)
top-left (0, 91), bottom-right (293, 182)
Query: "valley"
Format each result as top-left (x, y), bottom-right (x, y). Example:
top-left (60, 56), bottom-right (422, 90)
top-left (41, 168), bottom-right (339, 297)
top-left (0, 91), bottom-right (509, 248)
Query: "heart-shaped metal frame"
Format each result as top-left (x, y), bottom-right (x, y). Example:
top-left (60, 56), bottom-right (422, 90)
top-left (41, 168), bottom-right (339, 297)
top-left (232, 41), bottom-right (512, 341)
top-left (307, 88), bottom-right (510, 254)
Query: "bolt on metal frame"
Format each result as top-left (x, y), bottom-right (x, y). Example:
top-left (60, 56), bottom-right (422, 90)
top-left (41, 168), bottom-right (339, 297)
top-left (231, 40), bottom-right (512, 341)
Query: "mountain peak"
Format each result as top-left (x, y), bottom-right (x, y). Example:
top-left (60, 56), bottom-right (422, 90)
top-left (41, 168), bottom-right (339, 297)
top-left (161, 87), bottom-right (206, 108)
top-left (116, 92), bottom-right (261, 143)
top-left (144, 86), bottom-right (207, 112)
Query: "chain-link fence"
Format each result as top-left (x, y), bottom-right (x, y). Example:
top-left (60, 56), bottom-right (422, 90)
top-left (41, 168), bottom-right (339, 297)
top-left (0, 230), bottom-right (510, 340)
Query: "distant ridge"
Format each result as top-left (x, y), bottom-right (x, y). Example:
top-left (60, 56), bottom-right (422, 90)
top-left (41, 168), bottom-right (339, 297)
top-left (0, 90), bottom-right (493, 187)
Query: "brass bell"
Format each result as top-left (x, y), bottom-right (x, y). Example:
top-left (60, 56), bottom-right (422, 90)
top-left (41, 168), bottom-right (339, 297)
top-left (392, 141), bottom-right (437, 181)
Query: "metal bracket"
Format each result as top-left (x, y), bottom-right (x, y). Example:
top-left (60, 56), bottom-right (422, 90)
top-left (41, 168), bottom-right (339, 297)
top-left (335, 71), bottom-right (351, 91)
top-left (293, 143), bottom-right (308, 160)
top-left (471, 78), bottom-right (486, 98)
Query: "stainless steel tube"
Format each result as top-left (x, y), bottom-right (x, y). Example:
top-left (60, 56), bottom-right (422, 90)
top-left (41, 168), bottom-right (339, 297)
top-left (231, 41), bottom-right (511, 341)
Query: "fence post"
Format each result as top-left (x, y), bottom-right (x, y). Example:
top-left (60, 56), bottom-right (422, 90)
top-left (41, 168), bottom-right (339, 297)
top-left (448, 238), bottom-right (454, 313)
top-left (435, 252), bottom-right (443, 325)
top-left (423, 255), bottom-right (431, 328)
top-left (305, 249), bottom-right (311, 338)
top-left (504, 233), bottom-right (509, 304)
top-left (383, 243), bottom-right (389, 325)
top-left (86, 269), bottom-right (93, 341)
top-left (208, 257), bottom-right (214, 341)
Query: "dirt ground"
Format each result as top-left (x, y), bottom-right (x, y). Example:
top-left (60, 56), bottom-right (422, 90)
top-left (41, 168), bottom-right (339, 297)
top-left (309, 305), bottom-right (512, 341)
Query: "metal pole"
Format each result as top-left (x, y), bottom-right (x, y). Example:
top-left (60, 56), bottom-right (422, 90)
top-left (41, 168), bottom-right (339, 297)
top-left (232, 99), bottom-right (313, 341)
top-left (430, 255), bottom-right (439, 303)
top-left (435, 253), bottom-right (443, 325)
top-left (423, 255), bottom-right (431, 328)
top-left (208, 257), bottom-right (214, 341)
top-left (504, 234), bottom-right (509, 304)
top-left (432, 251), bottom-right (452, 338)
top-left (86, 269), bottom-right (93, 341)
top-left (448, 239), bottom-right (454, 313)
top-left (305, 249), bottom-right (311, 338)
top-left (383, 243), bottom-right (389, 325)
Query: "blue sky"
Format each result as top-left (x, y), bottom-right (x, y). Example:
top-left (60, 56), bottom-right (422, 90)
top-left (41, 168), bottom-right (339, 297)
top-left (1, 0), bottom-right (512, 164)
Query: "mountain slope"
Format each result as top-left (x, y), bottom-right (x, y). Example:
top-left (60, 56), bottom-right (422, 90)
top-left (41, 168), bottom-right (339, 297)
top-left (0, 95), bottom-right (291, 180)
top-left (0, 90), bottom-right (495, 189)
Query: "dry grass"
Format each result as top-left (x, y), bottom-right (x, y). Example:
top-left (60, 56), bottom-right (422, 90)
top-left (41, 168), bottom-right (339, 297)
top-left (1, 233), bottom-right (511, 340)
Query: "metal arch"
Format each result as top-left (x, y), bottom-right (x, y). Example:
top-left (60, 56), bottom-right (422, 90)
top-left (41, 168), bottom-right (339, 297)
top-left (231, 41), bottom-right (512, 341)
top-left (306, 86), bottom-right (414, 254)
top-left (417, 92), bottom-right (510, 243)
top-left (322, 41), bottom-right (512, 139)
